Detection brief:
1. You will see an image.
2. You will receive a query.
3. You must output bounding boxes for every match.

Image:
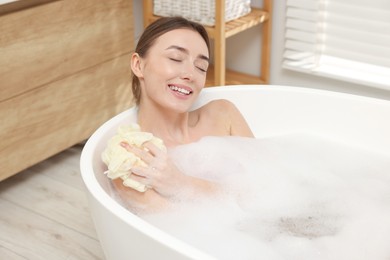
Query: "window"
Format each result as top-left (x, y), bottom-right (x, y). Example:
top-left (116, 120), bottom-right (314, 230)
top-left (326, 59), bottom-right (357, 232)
top-left (283, 0), bottom-right (390, 90)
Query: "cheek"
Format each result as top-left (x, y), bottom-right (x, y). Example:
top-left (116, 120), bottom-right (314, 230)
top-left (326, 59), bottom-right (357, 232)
top-left (142, 63), bottom-right (177, 93)
top-left (195, 72), bottom-right (207, 89)
top-left (146, 60), bottom-right (177, 80)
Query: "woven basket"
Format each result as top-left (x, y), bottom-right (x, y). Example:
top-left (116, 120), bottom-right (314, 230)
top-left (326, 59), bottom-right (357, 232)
top-left (153, 0), bottom-right (251, 26)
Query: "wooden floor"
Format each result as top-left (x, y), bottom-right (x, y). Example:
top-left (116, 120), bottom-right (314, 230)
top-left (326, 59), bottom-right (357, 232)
top-left (0, 144), bottom-right (105, 259)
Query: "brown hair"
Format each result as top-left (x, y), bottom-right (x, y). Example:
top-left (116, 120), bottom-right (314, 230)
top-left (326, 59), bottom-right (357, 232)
top-left (131, 16), bottom-right (210, 105)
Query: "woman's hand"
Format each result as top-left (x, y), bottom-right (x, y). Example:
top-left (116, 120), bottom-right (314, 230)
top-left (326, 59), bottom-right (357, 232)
top-left (120, 141), bottom-right (189, 198)
top-left (120, 141), bottom-right (220, 200)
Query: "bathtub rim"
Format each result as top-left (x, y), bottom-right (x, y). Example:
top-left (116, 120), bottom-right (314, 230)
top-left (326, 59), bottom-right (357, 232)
top-left (194, 84), bottom-right (390, 107)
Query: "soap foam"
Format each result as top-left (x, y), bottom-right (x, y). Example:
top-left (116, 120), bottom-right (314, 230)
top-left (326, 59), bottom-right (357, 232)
top-left (137, 134), bottom-right (390, 260)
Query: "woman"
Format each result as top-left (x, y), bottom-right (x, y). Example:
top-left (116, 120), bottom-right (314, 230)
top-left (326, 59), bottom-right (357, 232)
top-left (113, 17), bottom-right (254, 212)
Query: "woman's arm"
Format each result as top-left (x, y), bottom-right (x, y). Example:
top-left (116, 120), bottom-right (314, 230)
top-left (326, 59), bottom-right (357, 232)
top-left (112, 178), bottom-right (172, 214)
top-left (119, 142), bottom-right (222, 200)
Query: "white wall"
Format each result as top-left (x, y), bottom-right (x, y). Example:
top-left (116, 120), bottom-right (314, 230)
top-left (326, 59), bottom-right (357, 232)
top-left (132, 0), bottom-right (390, 100)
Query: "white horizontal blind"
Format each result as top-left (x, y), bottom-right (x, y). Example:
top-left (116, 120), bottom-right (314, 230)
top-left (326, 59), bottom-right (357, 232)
top-left (283, 0), bottom-right (390, 90)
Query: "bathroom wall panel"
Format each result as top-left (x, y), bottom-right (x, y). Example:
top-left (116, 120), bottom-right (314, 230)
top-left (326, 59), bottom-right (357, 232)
top-left (0, 0), bottom-right (134, 180)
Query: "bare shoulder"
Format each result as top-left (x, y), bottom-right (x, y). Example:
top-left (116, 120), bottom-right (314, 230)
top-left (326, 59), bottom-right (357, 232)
top-left (197, 99), bottom-right (254, 137)
top-left (202, 99), bottom-right (236, 113)
top-left (196, 99), bottom-right (237, 122)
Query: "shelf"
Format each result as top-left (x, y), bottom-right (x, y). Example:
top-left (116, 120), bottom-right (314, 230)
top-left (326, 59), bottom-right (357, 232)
top-left (144, 8), bottom-right (269, 39)
top-left (206, 8), bottom-right (269, 38)
top-left (205, 65), bottom-right (265, 87)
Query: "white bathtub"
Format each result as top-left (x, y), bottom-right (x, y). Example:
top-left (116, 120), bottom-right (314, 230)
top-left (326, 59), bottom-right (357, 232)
top-left (80, 85), bottom-right (390, 260)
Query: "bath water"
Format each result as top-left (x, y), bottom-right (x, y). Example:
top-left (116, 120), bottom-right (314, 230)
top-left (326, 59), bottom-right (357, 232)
top-left (141, 134), bottom-right (390, 260)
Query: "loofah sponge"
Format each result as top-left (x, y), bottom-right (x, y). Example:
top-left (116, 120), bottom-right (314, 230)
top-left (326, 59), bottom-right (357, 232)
top-left (101, 123), bottom-right (166, 192)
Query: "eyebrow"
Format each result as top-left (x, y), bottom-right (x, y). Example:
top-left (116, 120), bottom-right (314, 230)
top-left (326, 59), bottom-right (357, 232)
top-left (166, 45), bottom-right (209, 62)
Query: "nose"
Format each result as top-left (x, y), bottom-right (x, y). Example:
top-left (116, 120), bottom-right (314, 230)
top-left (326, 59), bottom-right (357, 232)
top-left (180, 61), bottom-right (195, 81)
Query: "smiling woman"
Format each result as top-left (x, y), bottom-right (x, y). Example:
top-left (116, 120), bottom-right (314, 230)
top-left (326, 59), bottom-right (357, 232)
top-left (110, 16), bottom-right (254, 213)
top-left (130, 17), bottom-right (211, 106)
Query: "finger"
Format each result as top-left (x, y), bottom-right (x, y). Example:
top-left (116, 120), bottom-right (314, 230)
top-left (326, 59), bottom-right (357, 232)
top-left (129, 169), bottom-right (151, 185)
top-left (131, 165), bottom-right (159, 178)
top-left (120, 141), bottom-right (132, 151)
top-left (143, 141), bottom-right (165, 157)
top-left (120, 142), bottom-right (154, 163)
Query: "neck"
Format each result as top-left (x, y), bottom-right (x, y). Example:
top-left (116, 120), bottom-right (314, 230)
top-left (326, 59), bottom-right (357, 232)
top-left (137, 105), bottom-right (193, 147)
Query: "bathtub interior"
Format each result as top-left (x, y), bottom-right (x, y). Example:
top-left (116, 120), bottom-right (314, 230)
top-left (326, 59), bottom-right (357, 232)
top-left (81, 85), bottom-right (390, 260)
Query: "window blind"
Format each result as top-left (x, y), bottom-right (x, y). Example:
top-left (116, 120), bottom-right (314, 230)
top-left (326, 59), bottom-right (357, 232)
top-left (283, 0), bottom-right (390, 89)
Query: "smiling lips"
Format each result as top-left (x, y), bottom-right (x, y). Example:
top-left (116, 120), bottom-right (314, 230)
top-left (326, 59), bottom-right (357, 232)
top-left (168, 84), bottom-right (193, 95)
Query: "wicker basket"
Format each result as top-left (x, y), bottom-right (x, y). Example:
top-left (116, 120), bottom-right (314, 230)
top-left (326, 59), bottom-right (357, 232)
top-left (153, 0), bottom-right (251, 26)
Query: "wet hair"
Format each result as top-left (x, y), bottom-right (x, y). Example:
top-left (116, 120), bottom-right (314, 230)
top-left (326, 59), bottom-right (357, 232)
top-left (131, 16), bottom-right (210, 105)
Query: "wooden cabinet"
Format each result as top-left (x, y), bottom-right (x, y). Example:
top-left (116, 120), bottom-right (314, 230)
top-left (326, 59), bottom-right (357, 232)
top-left (143, 0), bottom-right (272, 86)
top-left (0, 0), bottom-right (134, 180)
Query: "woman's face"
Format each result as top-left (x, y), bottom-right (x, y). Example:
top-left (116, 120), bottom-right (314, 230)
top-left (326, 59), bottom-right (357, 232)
top-left (135, 28), bottom-right (209, 112)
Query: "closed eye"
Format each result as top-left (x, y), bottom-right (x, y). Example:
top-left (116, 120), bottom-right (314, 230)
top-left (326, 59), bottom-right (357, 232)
top-left (195, 61), bottom-right (208, 73)
top-left (196, 66), bottom-right (207, 72)
top-left (169, 58), bottom-right (182, 62)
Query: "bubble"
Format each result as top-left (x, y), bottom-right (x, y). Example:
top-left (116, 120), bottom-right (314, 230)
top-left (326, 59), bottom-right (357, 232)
top-left (124, 134), bottom-right (390, 260)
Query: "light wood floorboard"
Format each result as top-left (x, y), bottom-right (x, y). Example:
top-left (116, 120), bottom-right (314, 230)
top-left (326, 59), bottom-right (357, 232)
top-left (0, 144), bottom-right (105, 259)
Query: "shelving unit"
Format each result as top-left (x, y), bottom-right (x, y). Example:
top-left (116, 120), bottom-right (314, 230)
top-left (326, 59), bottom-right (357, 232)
top-left (143, 0), bottom-right (272, 87)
